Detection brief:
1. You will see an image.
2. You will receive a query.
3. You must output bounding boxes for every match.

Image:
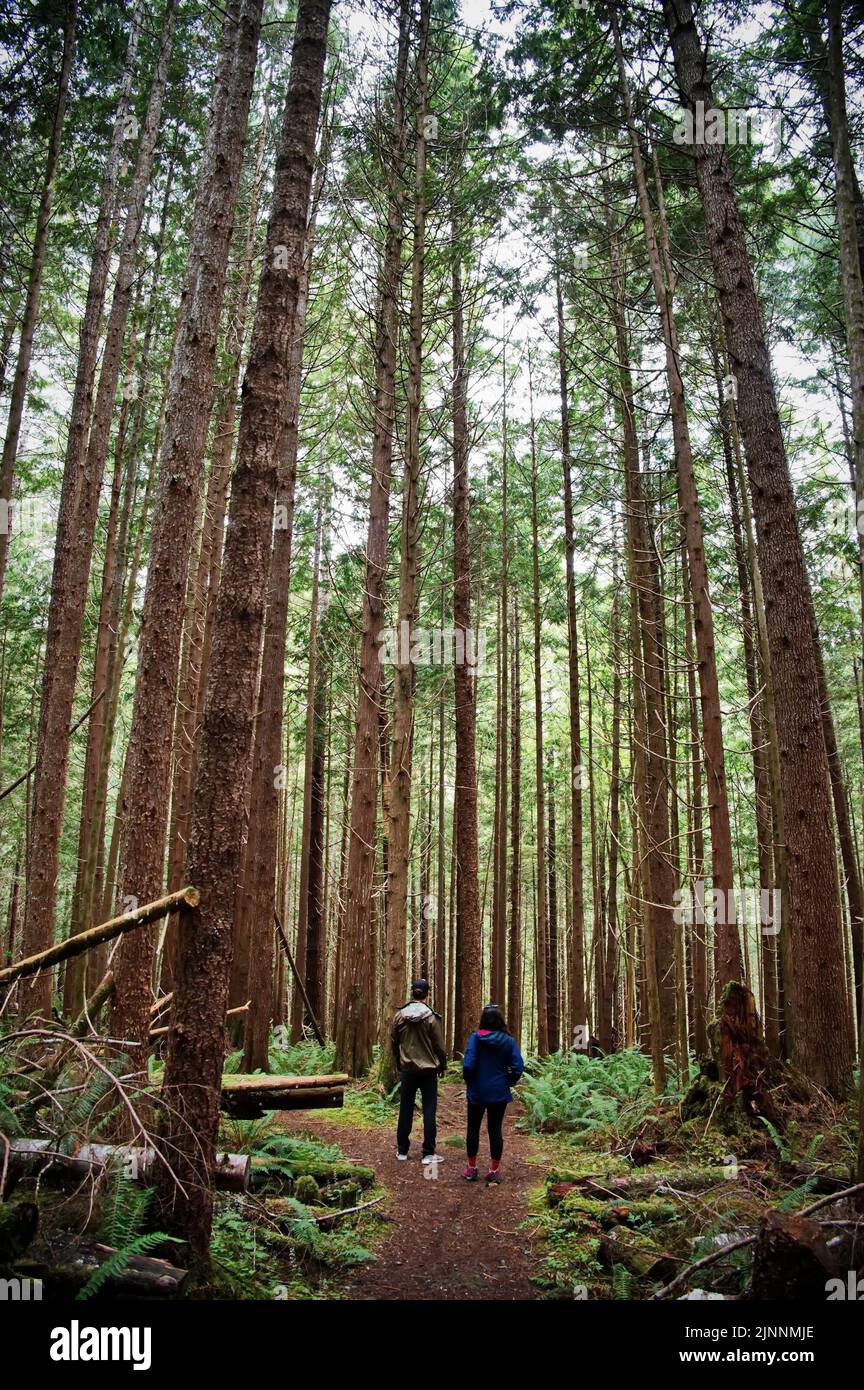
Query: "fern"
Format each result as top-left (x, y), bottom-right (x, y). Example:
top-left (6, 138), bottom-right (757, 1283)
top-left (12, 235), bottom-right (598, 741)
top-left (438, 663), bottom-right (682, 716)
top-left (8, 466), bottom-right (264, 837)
top-left (75, 1232), bottom-right (178, 1301)
top-left (759, 1116), bottom-right (791, 1163)
top-left (97, 1167), bottom-right (153, 1248)
top-left (517, 1049), bottom-right (676, 1135)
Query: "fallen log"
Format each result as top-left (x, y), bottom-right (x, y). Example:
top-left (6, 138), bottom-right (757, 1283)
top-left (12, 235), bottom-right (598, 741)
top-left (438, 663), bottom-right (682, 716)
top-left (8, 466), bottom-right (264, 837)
top-left (221, 1084), bottom-right (344, 1119)
top-left (653, 1181), bottom-right (864, 1300)
top-left (598, 1225), bottom-right (677, 1281)
top-left (18, 1240), bottom-right (188, 1298)
top-left (250, 1155), bottom-right (375, 1194)
top-left (0, 887), bottom-right (200, 989)
top-left (219, 1072), bottom-right (348, 1119)
top-left (7, 1139), bottom-right (249, 1192)
top-left (547, 1166), bottom-right (740, 1203)
top-left (220, 1073), bottom-right (349, 1093)
top-left (312, 1194), bottom-right (385, 1230)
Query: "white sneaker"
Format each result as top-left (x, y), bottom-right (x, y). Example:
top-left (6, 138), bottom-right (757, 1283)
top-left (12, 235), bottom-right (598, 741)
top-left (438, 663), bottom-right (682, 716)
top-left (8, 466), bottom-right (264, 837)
top-left (421, 1154), bottom-right (446, 1165)
top-left (396, 1151), bottom-right (409, 1161)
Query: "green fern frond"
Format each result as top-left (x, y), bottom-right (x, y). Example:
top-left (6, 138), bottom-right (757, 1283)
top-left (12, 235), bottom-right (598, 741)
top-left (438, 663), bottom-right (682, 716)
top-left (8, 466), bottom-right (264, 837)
top-left (75, 1232), bottom-right (179, 1301)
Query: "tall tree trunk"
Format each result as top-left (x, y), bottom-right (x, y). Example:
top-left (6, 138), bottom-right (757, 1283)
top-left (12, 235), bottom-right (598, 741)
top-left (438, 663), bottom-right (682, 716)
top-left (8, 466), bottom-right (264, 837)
top-left (547, 750), bottom-right (559, 1048)
top-left (451, 225), bottom-right (482, 1054)
top-left (158, 0), bottom-right (331, 1257)
top-left (335, 0), bottom-right (410, 1077)
top-left (610, 215), bottom-right (667, 1087)
top-left (529, 382), bottom-right (549, 1056)
top-left (602, 574), bottom-right (621, 1053)
top-left (556, 269), bottom-right (587, 1045)
top-left (662, 0), bottom-right (852, 1093)
top-left (110, 0), bottom-right (264, 1049)
top-left (165, 120), bottom-right (267, 995)
top-left (305, 572), bottom-right (330, 1031)
top-left (491, 358), bottom-right (509, 1004)
top-left (382, 0), bottom-right (430, 1082)
top-left (508, 597), bottom-right (523, 1041)
top-left (290, 499), bottom-right (326, 1046)
top-left (614, 17), bottom-right (739, 984)
top-left (20, 0), bottom-right (176, 1018)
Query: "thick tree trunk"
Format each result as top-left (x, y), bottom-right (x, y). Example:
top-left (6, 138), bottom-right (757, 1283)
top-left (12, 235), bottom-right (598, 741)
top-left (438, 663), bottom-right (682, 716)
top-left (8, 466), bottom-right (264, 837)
top-left (20, 0), bottom-right (176, 1019)
top-left (165, 121), bottom-right (267, 996)
top-left (110, 0), bottom-right (264, 1051)
top-left (614, 20), bottom-right (739, 985)
top-left (663, 0), bottom-right (852, 1094)
top-left (158, 0), bottom-right (331, 1259)
top-left (383, 0), bottom-right (430, 1081)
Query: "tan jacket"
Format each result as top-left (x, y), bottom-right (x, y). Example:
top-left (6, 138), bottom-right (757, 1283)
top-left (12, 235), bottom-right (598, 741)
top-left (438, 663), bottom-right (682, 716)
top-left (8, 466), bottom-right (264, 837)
top-left (390, 1001), bottom-right (447, 1072)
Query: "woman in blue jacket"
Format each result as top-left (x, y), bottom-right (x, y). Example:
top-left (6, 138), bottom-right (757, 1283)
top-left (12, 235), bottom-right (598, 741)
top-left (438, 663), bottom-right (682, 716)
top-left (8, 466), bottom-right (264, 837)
top-left (461, 1003), bottom-right (525, 1183)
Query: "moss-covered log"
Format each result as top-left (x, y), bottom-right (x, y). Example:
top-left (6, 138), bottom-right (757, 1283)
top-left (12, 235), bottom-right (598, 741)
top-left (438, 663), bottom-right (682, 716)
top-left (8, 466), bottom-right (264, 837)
top-left (250, 1155), bottom-right (375, 1194)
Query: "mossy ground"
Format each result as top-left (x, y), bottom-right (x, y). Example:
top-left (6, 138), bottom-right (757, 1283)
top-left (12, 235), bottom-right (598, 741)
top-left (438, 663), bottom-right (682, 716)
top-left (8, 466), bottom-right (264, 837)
top-left (521, 1069), bottom-right (858, 1301)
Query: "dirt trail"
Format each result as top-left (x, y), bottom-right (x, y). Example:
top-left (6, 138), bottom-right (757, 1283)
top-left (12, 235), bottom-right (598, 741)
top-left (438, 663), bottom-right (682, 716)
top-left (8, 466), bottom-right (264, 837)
top-left (281, 1081), bottom-right (544, 1300)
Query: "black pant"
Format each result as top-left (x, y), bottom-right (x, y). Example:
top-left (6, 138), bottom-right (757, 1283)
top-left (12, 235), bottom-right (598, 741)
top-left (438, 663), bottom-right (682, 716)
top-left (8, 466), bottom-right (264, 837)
top-left (466, 1100), bottom-right (508, 1162)
top-left (396, 1069), bottom-right (438, 1156)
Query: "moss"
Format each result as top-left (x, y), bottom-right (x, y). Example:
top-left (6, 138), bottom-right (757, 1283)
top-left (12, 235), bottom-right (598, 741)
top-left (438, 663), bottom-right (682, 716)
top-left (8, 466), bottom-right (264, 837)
top-left (294, 1174), bottom-right (321, 1206)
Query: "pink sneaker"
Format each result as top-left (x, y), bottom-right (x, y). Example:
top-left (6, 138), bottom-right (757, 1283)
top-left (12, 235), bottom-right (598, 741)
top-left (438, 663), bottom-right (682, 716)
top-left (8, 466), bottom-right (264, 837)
top-left (463, 1164), bottom-right (479, 1182)
top-left (485, 1168), bottom-right (501, 1184)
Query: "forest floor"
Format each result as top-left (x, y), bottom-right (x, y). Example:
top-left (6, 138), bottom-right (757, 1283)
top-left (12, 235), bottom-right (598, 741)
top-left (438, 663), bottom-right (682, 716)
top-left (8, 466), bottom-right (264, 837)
top-left (279, 1081), bottom-right (549, 1300)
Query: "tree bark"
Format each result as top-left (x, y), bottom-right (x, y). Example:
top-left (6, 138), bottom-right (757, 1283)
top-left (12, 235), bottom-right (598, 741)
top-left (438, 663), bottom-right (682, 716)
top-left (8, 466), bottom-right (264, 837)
top-left (158, 0), bottom-right (331, 1259)
top-left (382, 0), bottom-right (431, 1080)
top-left (334, 0), bottom-right (410, 1076)
top-left (110, 0), bottom-right (264, 1051)
top-left (451, 223), bottom-right (482, 1055)
top-left (20, 0), bottom-right (176, 1019)
top-left (662, 0), bottom-right (852, 1094)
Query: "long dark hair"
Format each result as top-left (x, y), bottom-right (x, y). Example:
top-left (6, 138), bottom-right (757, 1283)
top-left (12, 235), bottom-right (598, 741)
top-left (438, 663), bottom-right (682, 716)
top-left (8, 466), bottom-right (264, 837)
top-left (479, 1003), bottom-right (508, 1033)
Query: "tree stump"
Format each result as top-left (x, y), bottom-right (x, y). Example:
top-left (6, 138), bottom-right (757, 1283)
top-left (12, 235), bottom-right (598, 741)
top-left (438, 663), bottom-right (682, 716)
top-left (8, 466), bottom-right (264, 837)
top-left (749, 1210), bottom-right (837, 1300)
top-left (683, 982), bottom-right (781, 1124)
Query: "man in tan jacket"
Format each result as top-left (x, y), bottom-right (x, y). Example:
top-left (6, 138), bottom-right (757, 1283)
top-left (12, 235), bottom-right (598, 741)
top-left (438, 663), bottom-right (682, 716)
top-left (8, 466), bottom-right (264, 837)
top-left (390, 979), bottom-right (447, 1163)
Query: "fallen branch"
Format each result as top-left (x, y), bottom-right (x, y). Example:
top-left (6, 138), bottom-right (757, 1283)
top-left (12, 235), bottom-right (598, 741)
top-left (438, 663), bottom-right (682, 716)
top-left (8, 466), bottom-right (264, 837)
top-left (311, 1194), bottom-right (384, 1228)
top-left (273, 910), bottom-right (324, 1045)
top-left (0, 690), bottom-right (105, 804)
top-left (0, 887), bottom-right (200, 988)
top-left (148, 1000), bottom-right (249, 1039)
